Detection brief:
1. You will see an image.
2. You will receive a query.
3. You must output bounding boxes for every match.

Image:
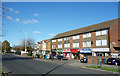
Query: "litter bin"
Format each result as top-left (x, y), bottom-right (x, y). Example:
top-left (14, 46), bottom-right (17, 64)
top-left (102, 59), bottom-right (105, 64)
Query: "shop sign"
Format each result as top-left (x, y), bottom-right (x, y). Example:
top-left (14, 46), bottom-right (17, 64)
top-left (57, 49), bottom-right (63, 52)
top-left (71, 49), bottom-right (80, 53)
top-left (80, 49), bottom-right (91, 53)
top-left (92, 48), bottom-right (109, 52)
top-left (63, 49), bottom-right (70, 52)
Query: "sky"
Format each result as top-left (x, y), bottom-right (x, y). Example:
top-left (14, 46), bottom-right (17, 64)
top-left (2, 2), bottom-right (118, 46)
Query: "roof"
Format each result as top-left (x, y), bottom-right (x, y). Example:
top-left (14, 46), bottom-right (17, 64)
top-left (37, 39), bottom-right (51, 44)
top-left (52, 18), bottom-right (119, 39)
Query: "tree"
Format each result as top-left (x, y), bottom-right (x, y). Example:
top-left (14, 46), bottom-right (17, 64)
top-left (20, 39), bottom-right (35, 52)
top-left (2, 40), bottom-right (11, 53)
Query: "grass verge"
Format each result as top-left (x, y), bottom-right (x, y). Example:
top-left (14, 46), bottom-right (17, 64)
top-left (85, 66), bottom-right (120, 72)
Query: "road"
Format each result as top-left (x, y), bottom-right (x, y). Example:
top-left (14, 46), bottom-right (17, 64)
top-left (2, 54), bottom-right (118, 76)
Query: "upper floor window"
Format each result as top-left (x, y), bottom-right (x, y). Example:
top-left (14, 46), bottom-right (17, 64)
top-left (64, 37), bottom-right (70, 41)
top-left (83, 41), bottom-right (91, 47)
top-left (73, 35), bottom-right (79, 40)
top-left (96, 40), bottom-right (101, 46)
top-left (58, 38), bottom-right (62, 42)
top-left (102, 40), bottom-right (107, 46)
top-left (52, 44), bottom-right (56, 49)
top-left (96, 40), bottom-right (107, 46)
top-left (73, 43), bottom-right (79, 48)
top-left (52, 40), bottom-right (56, 42)
top-left (96, 29), bottom-right (107, 36)
top-left (83, 33), bottom-right (91, 38)
top-left (64, 43), bottom-right (70, 48)
top-left (58, 44), bottom-right (62, 48)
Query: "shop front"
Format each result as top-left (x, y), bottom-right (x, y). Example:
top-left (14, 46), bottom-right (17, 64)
top-left (63, 49), bottom-right (71, 59)
top-left (57, 49), bottom-right (63, 55)
top-left (80, 49), bottom-right (92, 59)
top-left (71, 49), bottom-right (80, 59)
top-left (92, 48), bottom-right (110, 57)
top-left (51, 49), bottom-right (57, 56)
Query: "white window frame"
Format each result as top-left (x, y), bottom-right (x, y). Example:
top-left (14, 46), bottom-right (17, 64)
top-left (64, 37), bottom-right (70, 41)
top-left (58, 38), bottom-right (62, 42)
top-left (102, 40), bottom-right (107, 46)
top-left (52, 40), bottom-right (56, 42)
top-left (58, 44), bottom-right (62, 48)
top-left (83, 41), bottom-right (91, 47)
top-left (73, 43), bottom-right (79, 48)
top-left (96, 40), bottom-right (101, 46)
top-left (64, 43), bottom-right (70, 48)
top-left (73, 35), bottom-right (79, 40)
top-left (96, 31), bottom-right (101, 36)
top-left (102, 29), bottom-right (107, 35)
top-left (83, 33), bottom-right (91, 38)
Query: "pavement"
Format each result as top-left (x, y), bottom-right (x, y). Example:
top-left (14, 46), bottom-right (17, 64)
top-left (2, 54), bottom-right (119, 76)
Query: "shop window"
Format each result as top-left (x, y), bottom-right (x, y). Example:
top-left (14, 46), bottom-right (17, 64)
top-left (102, 40), bottom-right (107, 46)
top-left (96, 40), bottom-right (101, 46)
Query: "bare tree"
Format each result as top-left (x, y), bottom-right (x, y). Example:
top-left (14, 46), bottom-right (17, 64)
top-left (20, 39), bottom-right (36, 52)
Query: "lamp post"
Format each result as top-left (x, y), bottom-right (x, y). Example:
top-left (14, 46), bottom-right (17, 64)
top-left (25, 32), bottom-right (27, 52)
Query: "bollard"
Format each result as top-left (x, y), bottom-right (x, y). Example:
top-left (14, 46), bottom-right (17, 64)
top-left (100, 61), bottom-right (102, 70)
top-left (92, 60), bottom-right (94, 67)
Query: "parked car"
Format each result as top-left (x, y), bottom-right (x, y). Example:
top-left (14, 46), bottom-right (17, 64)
top-left (57, 55), bottom-right (68, 60)
top-left (80, 57), bottom-right (87, 63)
top-left (107, 58), bottom-right (120, 65)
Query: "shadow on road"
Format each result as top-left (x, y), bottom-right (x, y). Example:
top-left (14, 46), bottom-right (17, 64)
top-left (42, 61), bottom-right (67, 76)
top-left (2, 55), bottom-right (33, 61)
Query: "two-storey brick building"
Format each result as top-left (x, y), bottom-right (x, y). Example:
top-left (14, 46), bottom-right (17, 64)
top-left (51, 18), bottom-right (120, 59)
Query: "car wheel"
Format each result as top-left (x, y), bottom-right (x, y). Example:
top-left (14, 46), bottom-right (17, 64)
top-left (115, 62), bottom-right (118, 65)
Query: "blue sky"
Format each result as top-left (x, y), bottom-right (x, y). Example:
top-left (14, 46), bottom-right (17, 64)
top-left (2, 2), bottom-right (118, 46)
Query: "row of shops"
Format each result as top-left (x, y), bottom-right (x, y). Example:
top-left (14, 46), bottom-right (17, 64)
top-left (52, 48), bottom-right (110, 59)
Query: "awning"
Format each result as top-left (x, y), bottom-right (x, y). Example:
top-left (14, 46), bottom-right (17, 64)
top-left (63, 49), bottom-right (71, 52)
top-left (57, 49), bottom-right (63, 52)
top-left (80, 49), bottom-right (91, 53)
top-left (71, 49), bottom-right (80, 53)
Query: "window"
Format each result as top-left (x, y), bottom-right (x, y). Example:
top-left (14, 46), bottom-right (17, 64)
top-left (96, 40), bottom-right (101, 46)
top-left (102, 30), bottom-right (107, 35)
top-left (96, 29), bottom-right (107, 36)
top-left (64, 37), bottom-right (70, 41)
top-left (52, 40), bottom-right (56, 42)
top-left (73, 35), bottom-right (79, 40)
top-left (58, 38), bottom-right (62, 42)
top-left (58, 44), bottom-right (62, 48)
top-left (96, 31), bottom-right (101, 36)
top-left (102, 40), bottom-right (107, 46)
top-left (83, 33), bottom-right (91, 38)
top-left (52, 45), bottom-right (56, 49)
top-left (73, 43), bottom-right (79, 48)
top-left (64, 43), bottom-right (70, 48)
top-left (43, 44), bottom-right (46, 49)
top-left (83, 41), bottom-right (91, 47)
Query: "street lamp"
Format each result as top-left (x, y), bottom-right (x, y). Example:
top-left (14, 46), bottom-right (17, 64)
top-left (20, 31), bottom-right (27, 52)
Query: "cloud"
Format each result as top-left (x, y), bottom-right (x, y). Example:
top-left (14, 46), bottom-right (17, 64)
top-left (9, 8), bottom-right (13, 11)
top-left (15, 11), bottom-right (19, 14)
top-left (16, 18), bottom-right (20, 22)
top-left (49, 34), bottom-right (55, 36)
top-left (23, 19), bottom-right (39, 24)
top-left (6, 16), bottom-right (13, 21)
top-left (33, 31), bottom-right (42, 34)
top-left (34, 13), bottom-right (39, 17)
